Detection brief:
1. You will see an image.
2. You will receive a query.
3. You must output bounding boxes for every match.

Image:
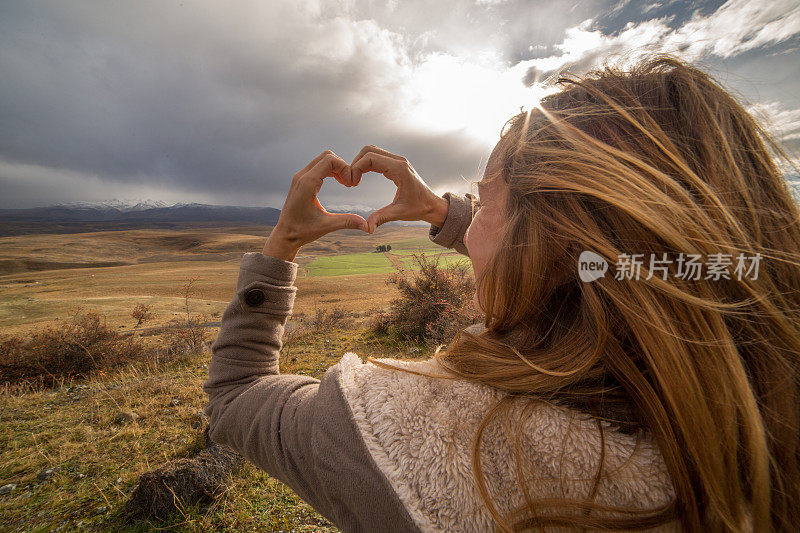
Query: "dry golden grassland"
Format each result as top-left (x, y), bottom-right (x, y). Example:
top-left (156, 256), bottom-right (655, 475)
top-left (0, 223), bottom-right (454, 531)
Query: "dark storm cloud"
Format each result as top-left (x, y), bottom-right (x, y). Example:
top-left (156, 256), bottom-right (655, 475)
top-left (1, 0), bottom-right (799, 209)
top-left (0, 1), bottom-right (489, 208)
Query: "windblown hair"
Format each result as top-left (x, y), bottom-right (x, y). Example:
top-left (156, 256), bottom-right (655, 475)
top-left (437, 56), bottom-right (800, 531)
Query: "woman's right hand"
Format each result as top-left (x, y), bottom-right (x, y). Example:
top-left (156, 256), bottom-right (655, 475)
top-left (349, 145), bottom-right (449, 233)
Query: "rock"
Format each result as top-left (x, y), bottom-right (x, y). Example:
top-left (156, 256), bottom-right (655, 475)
top-left (0, 484), bottom-right (16, 495)
top-left (37, 468), bottom-right (55, 481)
top-left (407, 346), bottom-right (422, 355)
top-left (123, 429), bottom-right (244, 520)
top-left (114, 411), bottom-right (140, 425)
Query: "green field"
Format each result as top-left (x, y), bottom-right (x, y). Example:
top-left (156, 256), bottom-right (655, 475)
top-left (304, 252), bottom-right (395, 277)
top-left (305, 250), bottom-right (471, 277)
top-left (302, 233), bottom-right (470, 278)
top-left (388, 236), bottom-right (442, 251)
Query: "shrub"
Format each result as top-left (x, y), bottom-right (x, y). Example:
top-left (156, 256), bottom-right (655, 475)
top-left (376, 253), bottom-right (481, 344)
top-left (0, 310), bottom-right (146, 390)
top-left (158, 276), bottom-right (210, 359)
top-left (131, 303), bottom-right (154, 327)
top-left (162, 317), bottom-right (209, 358)
top-left (307, 305), bottom-right (351, 331)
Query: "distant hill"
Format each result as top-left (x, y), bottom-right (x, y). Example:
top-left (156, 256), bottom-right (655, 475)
top-left (0, 202), bottom-right (282, 236)
top-left (0, 201), bottom-right (425, 237)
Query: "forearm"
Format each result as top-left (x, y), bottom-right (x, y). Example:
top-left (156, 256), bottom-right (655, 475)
top-left (262, 231), bottom-right (301, 263)
top-left (424, 194), bottom-right (449, 228)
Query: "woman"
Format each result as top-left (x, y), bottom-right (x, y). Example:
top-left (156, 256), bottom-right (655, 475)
top-left (203, 56), bottom-right (800, 531)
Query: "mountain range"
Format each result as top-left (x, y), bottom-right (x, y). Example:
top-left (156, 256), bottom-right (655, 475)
top-left (0, 200), bottom-right (420, 237)
top-left (0, 200), bottom-right (285, 236)
top-left (0, 201), bottom-right (283, 224)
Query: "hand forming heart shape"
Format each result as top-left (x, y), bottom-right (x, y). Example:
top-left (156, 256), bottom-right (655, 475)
top-left (262, 146), bottom-right (449, 262)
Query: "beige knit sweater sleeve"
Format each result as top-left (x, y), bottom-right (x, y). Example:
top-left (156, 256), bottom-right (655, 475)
top-left (202, 253), bottom-right (419, 531)
top-left (202, 194), bottom-right (477, 532)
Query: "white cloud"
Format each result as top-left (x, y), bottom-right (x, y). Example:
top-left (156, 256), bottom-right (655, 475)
top-left (520, 0), bottom-right (800, 79)
top-left (667, 0), bottom-right (800, 59)
top-left (748, 101), bottom-right (800, 141)
top-left (398, 51), bottom-right (556, 145)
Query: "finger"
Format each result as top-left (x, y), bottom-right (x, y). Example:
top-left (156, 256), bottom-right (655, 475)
top-left (295, 150), bottom-right (335, 179)
top-left (350, 145), bottom-right (406, 186)
top-left (324, 213), bottom-right (369, 233)
top-left (366, 204), bottom-right (403, 234)
top-left (294, 150), bottom-right (355, 187)
top-left (300, 152), bottom-right (350, 193)
top-left (332, 164), bottom-right (354, 187)
top-left (350, 145), bottom-right (406, 166)
top-left (351, 152), bottom-right (405, 187)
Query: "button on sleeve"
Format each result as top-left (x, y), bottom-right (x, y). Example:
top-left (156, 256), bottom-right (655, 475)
top-left (244, 288), bottom-right (266, 307)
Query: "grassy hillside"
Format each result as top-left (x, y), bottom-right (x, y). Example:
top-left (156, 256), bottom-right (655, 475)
top-left (0, 325), bottom-right (425, 531)
top-left (0, 223), bottom-right (456, 531)
top-left (0, 225), bottom-right (440, 335)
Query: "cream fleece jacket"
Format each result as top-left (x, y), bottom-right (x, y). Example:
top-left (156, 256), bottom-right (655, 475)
top-left (203, 192), bottom-right (679, 532)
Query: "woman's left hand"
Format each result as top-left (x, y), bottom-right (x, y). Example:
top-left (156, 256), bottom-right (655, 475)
top-left (262, 151), bottom-right (369, 262)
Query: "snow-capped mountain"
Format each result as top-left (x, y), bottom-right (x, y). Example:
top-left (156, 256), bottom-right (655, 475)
top-left (0, 200), bottom-right (282, 235)
top-left (54, 199), bottom-right (171, 212)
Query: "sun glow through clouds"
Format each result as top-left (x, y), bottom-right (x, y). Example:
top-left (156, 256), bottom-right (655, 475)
top-left (400, 52), bottom-right (555, 147)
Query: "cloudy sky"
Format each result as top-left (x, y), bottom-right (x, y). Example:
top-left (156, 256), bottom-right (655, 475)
top-left (1, 0), bottom-right (799, 210)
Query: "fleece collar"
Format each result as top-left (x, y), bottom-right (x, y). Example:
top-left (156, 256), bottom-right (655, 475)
top-left (336, 353), bottom-right (680, 532)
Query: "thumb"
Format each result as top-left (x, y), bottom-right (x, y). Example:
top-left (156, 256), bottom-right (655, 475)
top-left (325, 212), bottom-right (369, 233)
top-left (366, 204), bottom-right (402, 234)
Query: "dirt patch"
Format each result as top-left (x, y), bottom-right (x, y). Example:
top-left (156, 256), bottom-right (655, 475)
top-left (385, 252), bottom-right (406, 273)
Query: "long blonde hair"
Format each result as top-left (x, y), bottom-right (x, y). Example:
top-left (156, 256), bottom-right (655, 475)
top-left (435, 55), bottom-right (800, 531)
